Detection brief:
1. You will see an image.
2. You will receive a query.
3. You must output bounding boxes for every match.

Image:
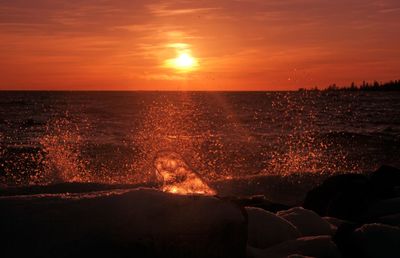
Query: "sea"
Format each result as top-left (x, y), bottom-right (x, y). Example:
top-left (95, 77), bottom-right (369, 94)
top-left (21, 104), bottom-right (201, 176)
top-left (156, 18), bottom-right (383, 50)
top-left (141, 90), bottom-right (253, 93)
top-left (1, 91), bottom-right (399, 204)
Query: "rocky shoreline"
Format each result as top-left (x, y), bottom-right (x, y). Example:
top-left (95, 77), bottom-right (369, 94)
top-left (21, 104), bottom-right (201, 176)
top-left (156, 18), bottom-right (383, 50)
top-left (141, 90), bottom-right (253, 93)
top-left (1, 165), bottom-right (400, 258)
top-left (235, 165), bottom-right (400, 258)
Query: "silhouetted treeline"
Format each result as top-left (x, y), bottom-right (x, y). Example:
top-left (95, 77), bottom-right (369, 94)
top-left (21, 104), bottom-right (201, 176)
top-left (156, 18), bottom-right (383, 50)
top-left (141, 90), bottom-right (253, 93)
top-left (299, 80), bottom-right (400, 92)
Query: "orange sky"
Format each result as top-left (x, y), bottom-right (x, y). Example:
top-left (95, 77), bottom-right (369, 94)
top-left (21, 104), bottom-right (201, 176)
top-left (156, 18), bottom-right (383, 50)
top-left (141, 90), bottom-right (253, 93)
top-left (0, 0), bottom-right (399, 90)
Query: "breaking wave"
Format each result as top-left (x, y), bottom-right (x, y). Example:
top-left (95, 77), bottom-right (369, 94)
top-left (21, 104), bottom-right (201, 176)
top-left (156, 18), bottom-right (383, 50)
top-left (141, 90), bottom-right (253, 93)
top-left (1, 91), bottom-right (399, 195)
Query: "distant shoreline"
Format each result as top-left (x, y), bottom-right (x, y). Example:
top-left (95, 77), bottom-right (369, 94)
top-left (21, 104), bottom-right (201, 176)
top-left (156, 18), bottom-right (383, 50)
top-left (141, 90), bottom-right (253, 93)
top-left (299, 79), bottom-right (400, 92)
top-left (0, 80), bottom-right (399, 93)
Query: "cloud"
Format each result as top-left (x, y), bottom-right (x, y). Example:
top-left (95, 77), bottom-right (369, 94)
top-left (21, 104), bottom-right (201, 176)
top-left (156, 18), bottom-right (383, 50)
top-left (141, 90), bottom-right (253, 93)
top-left (147, 3), bottom-right (219, 17)
top-left (0, 0), bottom-right (399, 89)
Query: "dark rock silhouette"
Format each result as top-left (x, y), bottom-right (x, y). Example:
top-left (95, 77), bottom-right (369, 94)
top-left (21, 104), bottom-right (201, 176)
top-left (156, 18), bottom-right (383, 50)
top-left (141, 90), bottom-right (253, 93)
top-left (303, 173), bottom-right (370, 222)
top-left (350, 223), bottom-right (400, 258)
top-left (225, 195), bottom-right (290, 213)
top-left (370, 165), bottom-right (400, 199)
top-left (332, 221), bottom-right (361, 258)
top-left (303, 166), bottom-right (400, 258)
top-left (245, 206), bottom-right (300, 249)
top-left (303, 166), bottom-right (400, 221)
top-left (0, 189), bottom-right (247, 258)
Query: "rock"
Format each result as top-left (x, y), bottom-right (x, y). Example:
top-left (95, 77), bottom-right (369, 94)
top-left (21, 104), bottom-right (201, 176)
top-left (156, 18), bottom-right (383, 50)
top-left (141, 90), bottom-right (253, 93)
top-left (367, 197), bottom-right (400, 219)
top-left (370, 165), bottom-right (400, 199)
top-left (277, 207), bottom-right (334, 236)
top-left (323, 216), bottom-right (347, 228)
top-left (0, 188), bottom-right (247, 258)
top-left (303, 173), bottom-right (370, 221)
top-left (377, 213), bottom-right (400, 227)
top-left (331, 220), bottom-right (360, 258)
top-left (245, 207), bottom-right (301, 249)
top-left (247, 236), bottom-right (340, 258)
top-left (323, 216), bottom-right (349, 235)
top-left (225, 195), bottom-right (290, 213)
top-left (352, 223), bottom-right (400, 258)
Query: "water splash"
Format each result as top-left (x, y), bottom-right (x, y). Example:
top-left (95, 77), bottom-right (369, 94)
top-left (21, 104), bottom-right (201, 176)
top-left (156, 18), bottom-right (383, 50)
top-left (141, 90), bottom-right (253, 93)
top-left (38, 117), bottom-right (92, 183)
top-left (267, 132), bottom-right (358, 175)
top-left (264, 92), bottom-right (360, 175)
top-left (154, 151), bottom-right (216, 195)
top-left (1, 92), bottom-right (389, 188)
top-left (128, 94), bottom-right (217, 185)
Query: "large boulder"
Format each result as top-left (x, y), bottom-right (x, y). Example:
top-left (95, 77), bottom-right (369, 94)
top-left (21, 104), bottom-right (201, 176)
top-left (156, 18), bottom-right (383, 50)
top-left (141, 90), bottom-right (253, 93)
top-left (370, 165), bottom-right (400, 199)
top-left (277, 207), bottom-right (334, 236)
top-left (245, 207), bottom-right (300, 249)
top-left (0, 188), bottom-right (247, 258)
top-left (303, 173), bottom-right (370, 221)
top-left (351, 223), bottom-right (400, 258)
top-left (367, 197), bottom-right (400, 222)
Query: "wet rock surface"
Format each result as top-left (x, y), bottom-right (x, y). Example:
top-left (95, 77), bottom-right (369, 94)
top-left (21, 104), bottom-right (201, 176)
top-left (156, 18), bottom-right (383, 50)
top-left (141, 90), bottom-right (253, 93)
top-left (301, 165), bottom-right (400, 258)
top-left (0, 188), bottom-right (247, 258)
top-left (1, 165), bottom-right (400, 258)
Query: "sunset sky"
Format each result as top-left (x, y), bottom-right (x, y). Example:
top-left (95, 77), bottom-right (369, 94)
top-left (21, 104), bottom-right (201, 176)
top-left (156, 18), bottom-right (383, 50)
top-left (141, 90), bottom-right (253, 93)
top-left (0, 0), bottom-right (399, 90)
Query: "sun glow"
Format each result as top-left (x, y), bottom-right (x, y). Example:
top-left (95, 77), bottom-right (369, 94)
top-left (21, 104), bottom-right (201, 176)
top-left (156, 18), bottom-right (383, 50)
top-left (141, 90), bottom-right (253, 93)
top-left (168, 52), bottom-right (198, 71)
top-left (165, 43), bottom-right (199, 72)
top-left (176, 53), bottom-right (196, 67)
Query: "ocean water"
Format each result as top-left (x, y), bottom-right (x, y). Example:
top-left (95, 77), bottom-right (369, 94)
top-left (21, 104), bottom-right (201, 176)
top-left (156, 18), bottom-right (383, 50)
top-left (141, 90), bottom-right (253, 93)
top-left (1, 91), bottom-right (400, 201)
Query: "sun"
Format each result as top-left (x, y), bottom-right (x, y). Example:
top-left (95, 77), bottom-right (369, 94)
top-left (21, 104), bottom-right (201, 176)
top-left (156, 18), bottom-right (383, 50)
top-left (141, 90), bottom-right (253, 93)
top-left (166, 52), bottom-right (198, 72)
top-left (175, 53), bottom-right (196, 68)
